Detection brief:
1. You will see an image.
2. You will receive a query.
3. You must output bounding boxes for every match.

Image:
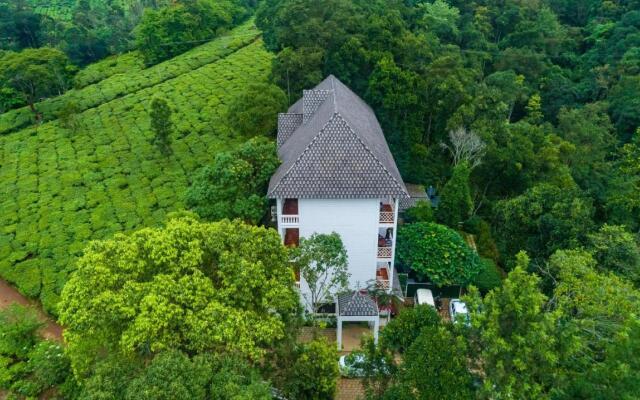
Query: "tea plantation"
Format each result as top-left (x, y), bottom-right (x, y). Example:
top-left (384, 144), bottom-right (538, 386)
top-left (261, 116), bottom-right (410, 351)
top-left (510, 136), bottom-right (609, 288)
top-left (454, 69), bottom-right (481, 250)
top-left (0, 29), bottom-right (273, 314)
top-left (0, 20), bottom-right (261, 135)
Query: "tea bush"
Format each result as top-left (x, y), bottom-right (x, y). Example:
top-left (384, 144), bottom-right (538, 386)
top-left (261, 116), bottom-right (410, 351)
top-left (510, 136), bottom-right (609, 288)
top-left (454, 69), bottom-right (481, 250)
top-left (0, 34), bottom-right (273, 314)
top-left (0, 20), bottom-right (261, 135)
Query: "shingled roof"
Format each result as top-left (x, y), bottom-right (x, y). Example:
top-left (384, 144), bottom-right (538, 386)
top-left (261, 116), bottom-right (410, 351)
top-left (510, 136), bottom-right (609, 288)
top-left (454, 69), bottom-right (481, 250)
top-left (337, 291), bottom-right (379, 317)
top-left (268, 75), bottom-right (409, 199)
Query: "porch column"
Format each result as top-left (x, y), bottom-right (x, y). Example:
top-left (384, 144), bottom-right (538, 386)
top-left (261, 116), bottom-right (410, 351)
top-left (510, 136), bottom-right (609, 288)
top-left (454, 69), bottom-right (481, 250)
top-left (337, 317), bottom-right (343, 350)
top-left (373, 316), bottom-right (380, 345)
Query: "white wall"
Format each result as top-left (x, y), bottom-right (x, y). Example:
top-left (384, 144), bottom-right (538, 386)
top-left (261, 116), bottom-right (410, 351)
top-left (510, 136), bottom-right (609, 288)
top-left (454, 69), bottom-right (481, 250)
top-left (297, 198), bottom-right (379, 303)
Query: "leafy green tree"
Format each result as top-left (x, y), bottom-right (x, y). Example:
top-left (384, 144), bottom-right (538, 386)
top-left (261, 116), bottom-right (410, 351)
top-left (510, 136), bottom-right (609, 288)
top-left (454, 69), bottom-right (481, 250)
top-left (587, 224), bottom-right (640, 285)
top-left (399, 325), bottom-right (474, 400)
top-left (549, 249), bottom-right (640, 398)
top-left (282, 338), bottom-right (338, 400)
top-left (271, 46), bottom-right (325, 102)
top-left (0, 48), bottom-right (74, 119)
top-left (0, 304), bottom-right (42, 359)
top-left (227, 82), bottom-right (287, 136)
top-left (402, 200), bottom-right (433, 223)
top-left (605, 129), bottom-right (640, 231)
top-left (397, 222), bottom-right (481, 286)
top-left (0, 0), bottom-right (44, 50)
top-left (380, 304), bottom-right (441, 354)
top-left (436, 161), bottom-right (474, 228)
top-left (493, 183), bottom-right (594, 265)
top-left (466, 254), bottom-right (561, 399)
top-left (185, 137), bottom-right (280, 224)
top-left (471, 257), bottom-right (502, 293)
top-left (59, 215), bottom-right (299, 375)
top-left (150, 97), bottom-right (173, 154)
top-left (609, 75), bottom-right (640, 141)
top-left (418, 0), bottom-right (461, 42)
top-left (289, 232), bottom-right (349, 314)
top-left (135, 0), bottom-right (246, 66)
top-left (124, 350), bottom-right (212, 400)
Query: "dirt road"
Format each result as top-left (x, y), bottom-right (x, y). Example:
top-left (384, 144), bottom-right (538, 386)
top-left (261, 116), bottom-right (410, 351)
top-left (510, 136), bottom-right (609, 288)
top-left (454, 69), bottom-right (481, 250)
top-left (0, 279), bottom-right (63, 341)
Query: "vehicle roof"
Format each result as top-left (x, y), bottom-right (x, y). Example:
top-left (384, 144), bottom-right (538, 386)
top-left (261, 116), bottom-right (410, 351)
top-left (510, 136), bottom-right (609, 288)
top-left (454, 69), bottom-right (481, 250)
top-left (416, 289), bottom-right (435, 306)
top-left (451, 300), bottom-right (468, 314)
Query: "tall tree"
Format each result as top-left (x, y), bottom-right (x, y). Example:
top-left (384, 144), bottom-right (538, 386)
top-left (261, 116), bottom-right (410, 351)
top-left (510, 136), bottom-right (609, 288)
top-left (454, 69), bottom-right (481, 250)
top-left (59, 215), bottom-right (299, 375)
top-left (467, 254), bottom-right (561, 399)
top-left (436, 161), bottom-right (474, 228)
top-left (185, 137), bottom-right (280, 224)
top-left (149, 97), bottom-right (173, 155)
top-left (0, 48), bottom-right (74, 120)
top-left (289, 232), bottom-right (349, 314)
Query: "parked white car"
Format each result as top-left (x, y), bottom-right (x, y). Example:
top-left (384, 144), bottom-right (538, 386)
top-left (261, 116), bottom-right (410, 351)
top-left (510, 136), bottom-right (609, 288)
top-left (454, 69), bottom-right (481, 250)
top-left (414, 288), bottom-right (435, 307)
top-left (339, 352), bottom-right (390, 378)
top-left (449, 299), bottom-right (470, 325)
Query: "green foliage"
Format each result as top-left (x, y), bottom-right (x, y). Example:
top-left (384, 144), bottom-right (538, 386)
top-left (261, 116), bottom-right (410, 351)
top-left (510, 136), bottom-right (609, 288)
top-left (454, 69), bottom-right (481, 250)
top-left (289, 232), bottom-right (349, 314)
top-left (399, 325), bottom-right (474, 400)
top-left (0, 31), bottom-right (272, 313)
top-left (471, 257), bottom-right (502, 293)
top-left (463, 216), bottom-right (499, 262)
top-left (79, 351), bottom-right (272, 400)
top-left (397, 222), bottom-right (481, 286)
top-left (227, 82), bottom-right (287, 136)
top-left (436, 161), bottom-right (473, 228)
top-left (0, 21), bottom-right (261, 134)
top-left (73, 52), bottom-right (145, 89)
top-left (135, 0), bottom-right (248, 66)
top-left (150, 97), bottom-right (173, 154)
top-left (466, 260), bottom-right (561, 399)
top-left (185, 136), bottom-right (280, 224)
top-left (493, 183), bottom-right (595, 265)
top-left (0, 304), bottom-right (42, 359)
top-left (380, 304), bottom-right (440, 354)
top-left (0, 304), bottom-right (72, 398)
top-left (124, 350), bottom-right (211, 400)
top-left (283, 337), bottom-right (339, 400)
top-left (59, 215), bottom-right (298, 375)
top-left (0, 47), bottom-right (75, 116)
top-left (402, 200), bottom-right (433, 223)
top-left (587, 224), bottom-right (640, 285)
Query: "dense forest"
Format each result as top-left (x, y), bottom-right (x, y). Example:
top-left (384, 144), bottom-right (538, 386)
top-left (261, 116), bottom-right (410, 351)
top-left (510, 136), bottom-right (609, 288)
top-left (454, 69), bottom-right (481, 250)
top-left (1, 0), bottom-right (639, 399)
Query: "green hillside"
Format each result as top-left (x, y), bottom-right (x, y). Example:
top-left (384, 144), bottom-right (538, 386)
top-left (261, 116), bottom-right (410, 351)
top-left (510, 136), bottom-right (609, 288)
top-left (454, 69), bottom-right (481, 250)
top-left (0, 27), bottom-right (273, 314)
top-left (0, 21), bottom-right (261, 135)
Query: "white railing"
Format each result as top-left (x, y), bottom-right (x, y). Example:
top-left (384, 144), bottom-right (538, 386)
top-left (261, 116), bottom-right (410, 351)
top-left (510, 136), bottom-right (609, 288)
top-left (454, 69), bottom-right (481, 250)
top-left (294, 281), bottom-right (301, 289)
top-left (379, 211), bottom-right (394, 223)
top-left (280, 215), bottom-right (299, 225)
top-left (377, 247), bottom-right (392, 258)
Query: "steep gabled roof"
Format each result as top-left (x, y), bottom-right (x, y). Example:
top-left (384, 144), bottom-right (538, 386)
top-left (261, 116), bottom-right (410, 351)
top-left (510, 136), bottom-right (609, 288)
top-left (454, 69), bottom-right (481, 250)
top-left (268, 75), bottom-right (408, 199)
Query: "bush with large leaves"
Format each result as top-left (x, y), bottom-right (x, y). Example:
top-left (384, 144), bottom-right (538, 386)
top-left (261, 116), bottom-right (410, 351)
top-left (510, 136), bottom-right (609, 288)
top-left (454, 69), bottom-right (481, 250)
top-left (396, 222), bottom-right (481, 286)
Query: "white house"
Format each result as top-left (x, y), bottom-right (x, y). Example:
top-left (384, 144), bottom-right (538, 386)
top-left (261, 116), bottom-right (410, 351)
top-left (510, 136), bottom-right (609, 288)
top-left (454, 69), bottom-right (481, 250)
top-left (268, 75), bottom-right (410, 311)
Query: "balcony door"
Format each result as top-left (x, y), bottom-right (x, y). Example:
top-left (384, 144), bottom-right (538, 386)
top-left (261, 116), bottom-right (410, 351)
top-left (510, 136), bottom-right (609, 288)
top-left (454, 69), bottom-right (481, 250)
top-left (282, 198), bottom-right (298, 215)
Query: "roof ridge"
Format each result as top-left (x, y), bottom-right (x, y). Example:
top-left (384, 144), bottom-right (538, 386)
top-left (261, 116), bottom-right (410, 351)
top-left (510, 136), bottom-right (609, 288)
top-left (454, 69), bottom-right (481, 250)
top-left (333, 113), bottom-right (408, 197)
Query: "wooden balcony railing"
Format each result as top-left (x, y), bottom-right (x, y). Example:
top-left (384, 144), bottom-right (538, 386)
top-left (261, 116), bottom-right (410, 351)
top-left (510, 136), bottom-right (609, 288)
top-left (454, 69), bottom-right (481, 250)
top-left (377, 246), bottom-right (392, 258)
top-left (379, 211), bottom-right (394, 223)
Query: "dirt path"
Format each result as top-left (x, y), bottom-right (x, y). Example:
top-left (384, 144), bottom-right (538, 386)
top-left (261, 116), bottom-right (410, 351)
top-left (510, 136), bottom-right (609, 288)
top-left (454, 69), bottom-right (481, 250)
top-left (0, 279), bottom-right (63, 342)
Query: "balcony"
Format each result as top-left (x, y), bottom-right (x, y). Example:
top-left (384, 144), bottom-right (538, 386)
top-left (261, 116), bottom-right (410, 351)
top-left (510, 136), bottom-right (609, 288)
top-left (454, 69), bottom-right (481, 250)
top-left (376, 265), bottom-right (390, 290)
top-left (377, 246), bottom-right (392, 259)
top-left (379, 203), bottom-right (394, 224)
top-left (280, 215), bottom-right (299, 225)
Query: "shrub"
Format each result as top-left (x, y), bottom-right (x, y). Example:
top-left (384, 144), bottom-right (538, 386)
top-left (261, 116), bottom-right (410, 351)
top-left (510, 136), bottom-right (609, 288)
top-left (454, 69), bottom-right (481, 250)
top-left (397, 222), bottom-right (482, 286)
top-left (403, 199), bottom-right (433, 223)
top-left (284, 338), bottom-right (339, 400)
top-left (472, 258), bottom-right (503, 293)
top-left (227, 82), bottom-right (287, 136)
top-left (381, 304), bottom-right (441, 353)
top-left (0, 304), bottom-right (42, 359)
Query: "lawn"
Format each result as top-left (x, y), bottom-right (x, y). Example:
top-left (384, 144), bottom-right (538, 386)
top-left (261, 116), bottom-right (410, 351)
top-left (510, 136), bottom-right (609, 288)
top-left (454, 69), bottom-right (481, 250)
top-left (0, 29), bottom-right (273, 314)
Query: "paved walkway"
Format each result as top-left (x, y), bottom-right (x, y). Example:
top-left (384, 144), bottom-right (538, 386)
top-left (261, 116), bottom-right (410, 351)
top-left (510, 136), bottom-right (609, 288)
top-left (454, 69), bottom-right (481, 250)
top-left (0, 279), bottom-right (63, 341)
